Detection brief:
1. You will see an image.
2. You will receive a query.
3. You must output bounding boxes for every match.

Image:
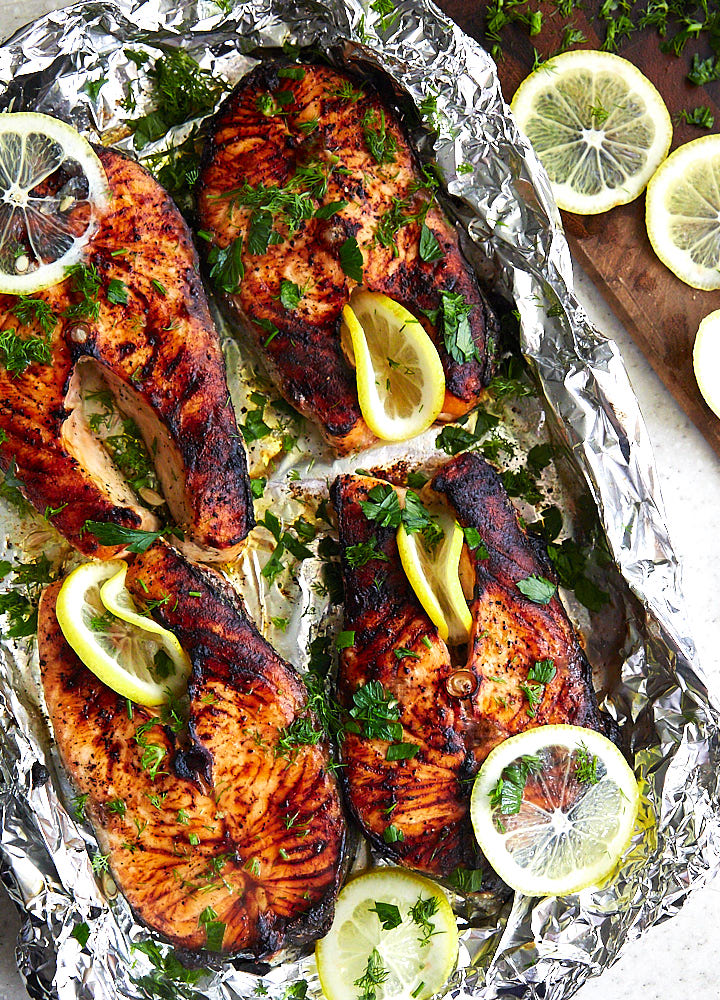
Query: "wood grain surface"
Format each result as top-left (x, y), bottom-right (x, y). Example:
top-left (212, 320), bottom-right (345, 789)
top-left (438, 0), bottom-right (720, 454)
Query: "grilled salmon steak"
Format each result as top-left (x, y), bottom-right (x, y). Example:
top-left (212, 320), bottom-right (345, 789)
top-left (331, 454), bottom-right (610, 876)
top-left (0, 148), bottom-right (253, 562)
top-left (38, 541), bottom-right (345, 957)
top-left (197, 62), bottom-right (498, 453)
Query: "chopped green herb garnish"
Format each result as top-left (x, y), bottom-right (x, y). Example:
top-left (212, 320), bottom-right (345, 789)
top-left (386, 742), bottom-right (419, 761)
top-left (369, 900), bottom-right (402, 930)
top-left (362, 108), bottom-right (397, 164)
top-left (279, 279), bottom-right (304, 310)
top-left (0, 328), bottom-right (51, 376)
top-left (354, 947), bottom-right (390, 1000)
top-left (382, 823), bottom-right (404, 843)
top-left (676, 105), bottom-right (715, 129)
top-left (489, 754), bottom-right (542, 821)
top-left (339, 235), bottom-right (364, 282)
top-left (208, 238), bottom-right (244, 294)
top-left (81, 520), bottom-right (183, 553)
top-left (10, 297), bottom-right (58, 337)
top-left (574, 742), bottom-right (600, 784)
top-left (71, 922), bottom-right (90, 947)
top-left (336, 629), bottom-right (356, 649)
top-left (409, 895), bottom-right (439, 946)
top-left (345, 536), bottom-right (389, 568)
top-left (394, 647), bottom-right (421, 660)
top-left (347, 680), bottom-right (402, 741)
top-left (419, 222), bottom-right (444, 263)
top-left (516, 574), bottom-right (556, 604)
top-left (107, 279), bottom-right (129, 305)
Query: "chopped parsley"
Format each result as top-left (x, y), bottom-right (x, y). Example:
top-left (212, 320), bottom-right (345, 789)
top-left (247, 210), bottom-right (273, 255)
top-left (71, 922), bottom-right (90, 947)
top-left (358, 483), bottom-right (440, 548)
top-left (676, 105), bottom-right (715, 129)
top-left (107, 279), bottom-right (129, 306)
top-left (438, 290), bottom-right (476, 364)
top-left (521, 658), bottom-right (556, 717)
top-left (489, 753), bottom-right (542, 822)
top-left (383, 823), bottom-right (404, 843)
top-left (418, 222), bottom-right (444, 263)
top-left (386, 742), bottom-right (419, 761)
top-left (0, 554), bottom-right (57, 637)
top-left (369, 901), bottom-right (402, 930)
top-left (198, 906), bottom-right (225, 952)
top-left (463, 526), bottom-right (489, 559)
top-left (516, 574), bottom-right (556, 604)
top-left (81, 521), bottom-right (183, 554)
top-left (279, 279), bottom-right (305, 310)
top-left (208, 238), bottom-right (244, 294)
top-left (339, 236), bottom-right (364, 282)
top-left (345, 537), bottom-right (389, 567)
top-left (347, 681), bottom-right (402, 741)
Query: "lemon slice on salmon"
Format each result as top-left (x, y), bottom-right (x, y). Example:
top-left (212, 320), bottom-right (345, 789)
top-left (341, 291), bottom-right (445, 441)
top-left (397, 502), bottom-right (471, 644)
top-left (316, 868), bottom-right (458, 1000)
top-left (470, 724), bottom-right (639, 896)
top-left (0, 113), bottom-right (110, 293)
top-left (56, 561), bottom-right (191, 706)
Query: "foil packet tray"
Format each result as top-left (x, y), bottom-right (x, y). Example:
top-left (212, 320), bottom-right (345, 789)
top-left (0, 1), bottom-right (719, 999)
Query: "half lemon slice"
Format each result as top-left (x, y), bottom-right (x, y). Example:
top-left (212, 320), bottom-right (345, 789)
top-left (56, 561), bottom-right (191, 707)
top-left (470, 724), bottom-right (639, 897)
top-left (0, 113), bottom-right (110, 293)
top-left (511, 50), bottom-right (672, 215)
top-left (341, 291), bottom-right (445, 441)
top-left (693, 310), bottom-right (720, 417)
top-left (646, 135), bottom-right (720, 290)
top-left (316, 868), bottom-right (458, 1000)
top-left (397, 502), bottom-right (471, 644)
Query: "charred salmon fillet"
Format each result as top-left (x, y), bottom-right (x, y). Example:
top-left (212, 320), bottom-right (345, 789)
top-left (197, 62), bottom-right (498, 453)
top-left (38, 541), bottom-right (345, 957)
top-left (331, 455), bottom-right (609, 876)
top-left (0, 147), bottom-right (253, 562)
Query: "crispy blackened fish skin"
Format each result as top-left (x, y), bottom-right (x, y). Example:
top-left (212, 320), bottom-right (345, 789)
top-left (331, 455), bottom-right (611, 877)
top-left (0, 147), bottom-right (253, 562)
top-left (39, 541), bottom-right (345, 958)
top-left (197, 61), bottom-right (498, 454)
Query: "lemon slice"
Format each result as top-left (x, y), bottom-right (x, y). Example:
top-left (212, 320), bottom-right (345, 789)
top-left (470, 725), bottom-right (639, 897)
top-left (0, 113), bottom-right (110, 294)
top-left (56, 561), bottom-right (191, 707)
top-left (646, 135), bottom-right (720, 290)
top-left (341, 291), bottom-right (445, 441)
top-left (693, 310), bottom-right (720, 416)
top-left (397, 503), bottom-right (471, 644)
top-left (316, 868), bottom-right (458, 1000)
top-left (511, 50), bottom-right (672, 215)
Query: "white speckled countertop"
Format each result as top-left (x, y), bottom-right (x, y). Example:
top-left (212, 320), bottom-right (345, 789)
top-left (1, 2), bottom-right (720, 996)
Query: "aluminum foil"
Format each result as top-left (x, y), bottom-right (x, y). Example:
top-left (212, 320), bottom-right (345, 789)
top-left (1, 1), bottom-right (720, 999)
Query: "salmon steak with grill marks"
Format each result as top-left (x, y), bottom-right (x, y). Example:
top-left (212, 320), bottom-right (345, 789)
top-left (197, 61), bottom-right (498, 454)
top-left (331, 454), bottom-right (611, 877)
top-left (0, 147), bottom-right (253, 563)
top-left (38, 540), bottom-right (345, 957)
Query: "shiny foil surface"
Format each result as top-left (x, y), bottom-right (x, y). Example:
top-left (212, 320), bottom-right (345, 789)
top-left (0, 2), bottom-right (719, 999)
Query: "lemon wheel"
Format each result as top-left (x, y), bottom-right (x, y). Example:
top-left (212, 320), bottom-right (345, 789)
top-left (56, 561), bottom-right (191, 707)
top-left (470, 724), bottom-right (639, 897)
top-left (341, 291), bottom-right (445, 441)
top-left (646, 135), bottom-right (720, 290)
top-left (0, 113), bottom-right (110, 293)
top-left (511, 50), bottom-right (672, 215)
top-left (316, 868), bottom-right (458, 1000)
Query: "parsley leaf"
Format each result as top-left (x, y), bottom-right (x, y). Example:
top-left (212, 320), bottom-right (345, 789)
top-left (339, 236), bottom-right (363, 282)
top-left (247, 209), bottom-right (273, 255)
top-left (315, 199), bottom-right (348, 219)
top-left (279, 279), bottom-right (303, 310)
top-left (347, 681), bottom-right (402, 741)
top-left (107, 278), bottom-right (129, 306)
top-left (208, 238), bottom-right (244, 294)
top-left (386, 742), bottom-right (419, 761)
top-left (369, 901), bottom-right (402, 930)
top-left (489, 754), bottom-right (542, 818)
top-left (419, 222), bottom-right (444, 262)
top-left (82, 520), bottom-right (183, 553)
top-left (360, 483), bottom-right (402, 528)
top-left (440, 290), bottom-right (476, 363)
top-left (345, 537), bottom-right (389, 567)
top-left (516, 574), bottom-right (556, 604)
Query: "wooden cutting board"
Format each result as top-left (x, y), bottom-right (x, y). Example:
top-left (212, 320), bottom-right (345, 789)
top-left (438, 1), bottom-right (720, 453)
